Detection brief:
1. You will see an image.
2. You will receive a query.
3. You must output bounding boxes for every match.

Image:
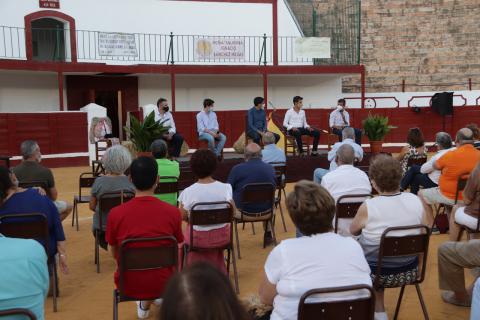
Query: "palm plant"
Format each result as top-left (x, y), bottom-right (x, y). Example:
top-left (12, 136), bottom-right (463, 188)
top-left (124, 111), bottom-right (170, 152)
top-left (362, 113), bottom-right (395, 141)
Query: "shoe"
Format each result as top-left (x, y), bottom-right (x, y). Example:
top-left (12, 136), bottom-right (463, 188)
top-left (153, 298), bottom-right (162, 307)
top-left (136, 301), bottom-right (150, 319)
top-left (431, 227), bottom-right (440, 235)
top-left (441, 291), bottom-right (471, 307)
top-left (311, 151), bottom-right (318, 156)
top-left (263, 231), bottom-right (273, 247)
top-left (374, 312), bottom-right (388, 320)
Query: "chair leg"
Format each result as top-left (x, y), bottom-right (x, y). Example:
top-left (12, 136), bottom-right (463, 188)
top-left (234, 221), bottom-right (241, 259)
top-left (75, 203), bottom-right (80, 231)
top-left (182, 244), bottom-right (188, 269)
top-left (226, 248), bottom-right (231, 275)
top-left (71, 201), bottom-right (75, 227)
top-left (251, 222), bottom-right (256, 235)
top-left (95, 232), bottom-right (100, 273)
top-left (270, 219), bottom-right (277, 246)
top-left (415, 283), bottom-right (430, 320)
top-left (51, 261), bottom-right (58, 312)
top-left (393, 285), bottom-right (405, 320)
top-left (457, 228), bottom-right (465, 241)
top-left (113, 290), bottom-right (118, 320)
top-left (242, 222), bottom-right (245, 230)
top-left (278, 202), bottom-right (287, 232)
top-left (231, 246), bottom-right (240, 294)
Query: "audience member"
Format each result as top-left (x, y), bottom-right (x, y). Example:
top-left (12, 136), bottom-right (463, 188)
top-left (438, 240), bottom-right (480, 308)
top-left (258, 180), bottom-right (371, 320)
top-left (350, 155), bottom-right (426, 320)
top-left (329, 98), bottom-right (362, 144)
top-left (0, 236), bottom-right (49, 320)
top-left (313, 127), bottom-right (363, 184)
top-left (283, 96), bottom-right (320, 156)
top-left (160, 262), bottom-right (250, 320)
top-left (196, 98), bottom-right (226, 158)
top-left (448, 162), bottom-right (480, 241)
top-left (228, 143), bottom-right (276, 244)
top-left (471, 278), bottom-right (480, 320)
top-left (151, 139), bottom-right (180, 206)
top-left (0, 166), bottom-right (68, 293)
top-left (13, 140), bottom-right (72, 221)
top-left (320, 144), bottom-right (371, 236)
top-left (401, 132), bottom-right (453, 194)
top-left (261, 132), bottom-right (286, 164)
top-left (419, 128), bottom-right (480, 228)
top-left (247, 97), bottom-right (280, 145)
top-left (394, 128), bottom-right (428, 174)
top-left (154, 98), bottom-right (184, 159)
top-left (178, 149), bottom-right (232, 273)
top-left (466, 123), bottom-right (480, 149)
top-left (106, 156), bottom-right (183, 319)
top-left (90, 145), bottom-right (135, 250)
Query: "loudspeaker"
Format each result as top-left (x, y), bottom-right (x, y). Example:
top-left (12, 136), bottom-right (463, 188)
top-left (431, 92), bottom-right (453, 116)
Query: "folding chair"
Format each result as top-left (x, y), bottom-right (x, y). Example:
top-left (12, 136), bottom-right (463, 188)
top-left (18, 180), bottom-right (49, 194)
top-left (185, 201), bottom-right (239, 293)
top-left (234, 183), bottom-right (276, 259)
top-left (335, 194), bottom-right (373, 234)
top-left (72, 172), bottom-right (96, 231)
top-left (0, 213), bottom-right (59, 312)
top-left (91, 160), bottom-right (106, 177)
top-left (270, 110), bottom-right (310, 156)
top-left (0, 308), bottom-right (37, 319)
top-left (95, 191), bottom-right (135, 273)
top-left (154, 176), bottom-right (179, 197)
top-left (374, 225), bottom-right (430, 320)
top-left (113, 236), bottom-right (178, 320)
top-left (270, 162), bottom-right (288, 232)
top-left (457, 201), bottom-right (480, 241)
top-left (298, 284), bottom-right (375, 320)
top-left (432, 175), bottom-right (468, 232)
top-left (95, 139), bottom-right (112, 161)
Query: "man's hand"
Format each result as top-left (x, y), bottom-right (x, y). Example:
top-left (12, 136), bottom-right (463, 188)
top-left (59, 254), bottom-right (69, 275)
top-left (291, 127), bottom-right (299, 132)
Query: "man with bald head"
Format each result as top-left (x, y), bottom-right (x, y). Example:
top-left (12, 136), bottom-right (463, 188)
top-left (419, 128), bottom-right (480, 229)
top-left (228, 143), bottom-right (277, 243)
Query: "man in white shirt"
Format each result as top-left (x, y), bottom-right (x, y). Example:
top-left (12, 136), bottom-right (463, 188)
top-left (329, 98), bottom-right (362, 145)
top-left (313, 127), bottom-right (364, 184)
top-left (321, 144), bottom-right (371, 236)
top-left (154, 98), bottom-right (184, 158)
top-left (400, 132), bottom-right (454, 194)
top-left (283, 96), bottom-right (320, 156)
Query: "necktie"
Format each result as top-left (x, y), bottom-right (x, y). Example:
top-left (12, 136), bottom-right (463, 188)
top-left (340, 111), bottom-right (347, 126)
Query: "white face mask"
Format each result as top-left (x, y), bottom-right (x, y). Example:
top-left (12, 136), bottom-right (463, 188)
top-left (207, 107), bottom-right (213, 113)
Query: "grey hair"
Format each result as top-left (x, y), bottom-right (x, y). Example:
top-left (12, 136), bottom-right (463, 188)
top-left (20, 140), bottom-right (39, 160)
top-left (435, 132), bottom-right (452, 150)
top-left (342, 127), bottom-right (355, 140)
top-left (336, 144), bottom-right (355, 165)
top-left (456, 128), bottom-right (474, 145)
top-left (245, 143), bottom-right (262, 160)
top-left (151, 139), bottom-right (168, 159)
top-left (102, 145), bottom-right (132, 175)
top-left (262, 132), bottom-right (276, 145)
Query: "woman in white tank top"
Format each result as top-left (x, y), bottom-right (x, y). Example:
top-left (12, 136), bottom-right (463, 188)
top-left (350, 155), bottom-right (427, 320)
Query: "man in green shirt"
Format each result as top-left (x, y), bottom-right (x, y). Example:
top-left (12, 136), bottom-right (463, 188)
top-left (151, 139), bottom-right (180, 206)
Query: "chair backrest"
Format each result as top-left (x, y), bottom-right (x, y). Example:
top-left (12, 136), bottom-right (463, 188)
top-left (117, 236), bottom-right (178, 300)
top-left (154, 176), bottom-right (179, 195)
top-left (98, 191), bottom-right (135, 230)
top-left (375, 225), bottom-right (430, 288)
top-left (78, 172), bottom-right (96, 197)
top-left (0, 213), bottom-right (49, 256)
top-left (269, 162), bottom-right (287, 188)
top-left (91, 160), bottom-right (106, 177)
top-left (335, 194), bottom-right (373, 233)
top-left (454, 175), bottom-right (469, 204)
top-left (95, 139), bottom-right (112, 161)
top-left (0, 308), bottom-right (37, 320)
top-left (298, 284), bottom-right (375, 320)
top-left (406, 156), bottom-right (427, 168)
top-left (240, 183), bottom-right (275, 211)
top-left (271, 110), bottom-right (287, 135)
top-left (18, 180), bottom-right (48, 191)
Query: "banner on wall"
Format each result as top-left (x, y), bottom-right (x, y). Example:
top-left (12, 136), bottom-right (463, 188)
top-left (195, 37), bottom-right (245, 60)
top-left (39, 0), bottom-right (60, 9)
top-left (294, 37), bottom-right (331, 59)
top-left (98, 32), bottom-right (138, 56)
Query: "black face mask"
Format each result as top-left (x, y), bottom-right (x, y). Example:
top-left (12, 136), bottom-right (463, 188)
top-left (162, 106), bottom-right (169, 112)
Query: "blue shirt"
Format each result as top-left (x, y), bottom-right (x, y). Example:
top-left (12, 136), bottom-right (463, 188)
top-left (262, 144), bottom-right (286, 164)
top-left (247, 107), bottom-right (266, 133)
top-left (227, 159), bottom-right (276, 213)
top-left (196, 110), bottom-right (219, 134)
top-left (0, 188), bottom-right (66, 257)
top-left (328, 138), bottom-right (364, 170)
top-left (0, 236), bottom-right (49, 320)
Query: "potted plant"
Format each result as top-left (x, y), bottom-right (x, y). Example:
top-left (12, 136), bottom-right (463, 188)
top-left (362, 113), bottom-right (395, 154)
top-left (124, 111), bottom-right (170, 156)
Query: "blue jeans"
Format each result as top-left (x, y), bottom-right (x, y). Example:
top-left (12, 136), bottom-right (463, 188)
top-left (313, 168), bottom-right (329, 184)
top-left (400, 165), bottom-right (437, 194)
top-left (471, 278), bottom-right (480, 320)
top-left (199, 132), bottom-right (226, 156)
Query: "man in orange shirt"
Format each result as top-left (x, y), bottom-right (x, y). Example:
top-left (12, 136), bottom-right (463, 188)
top-left (419, 128), bottom-right (480, 230)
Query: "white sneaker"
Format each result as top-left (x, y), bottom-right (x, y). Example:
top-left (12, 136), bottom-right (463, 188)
top-left (136, 301), bottom-right (150, 319)
top-left (153, 298), bottom-right (163, 307)
top-left (374, 312), bottom-right (388, 320)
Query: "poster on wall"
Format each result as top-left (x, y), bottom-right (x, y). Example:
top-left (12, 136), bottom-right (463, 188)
top-left (89, 117), bottom-right (112, 144)
top-left (98, 32), bottom-right (138, 57)
top-left (194, 37), bottom-right (245, 60)
top-left (294, 37), bottom-right (331, 59)
top-left (39, 0), bottom-right (60, 9)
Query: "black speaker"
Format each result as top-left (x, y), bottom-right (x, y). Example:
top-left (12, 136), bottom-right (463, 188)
top-left (431, 92), bottom-right (453, 116)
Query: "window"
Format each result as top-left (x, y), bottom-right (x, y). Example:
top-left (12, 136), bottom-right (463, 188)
top-left (31, 18), bottom-right (66, 61)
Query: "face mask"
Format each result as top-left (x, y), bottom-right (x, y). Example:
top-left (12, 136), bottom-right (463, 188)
top-left (337, 105), bottom-right (344, 112)
top-left (162, 106), bottom-right (169, 112)
top-left (207, 107), bottom-right (213, 113)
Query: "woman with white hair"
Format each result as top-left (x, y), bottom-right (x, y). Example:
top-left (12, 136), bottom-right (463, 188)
top-left (89, 145), bottom-right (135, 249)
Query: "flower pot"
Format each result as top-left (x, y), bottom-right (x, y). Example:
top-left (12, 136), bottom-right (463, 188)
top-left (369, 140), bottom-right (383, 154)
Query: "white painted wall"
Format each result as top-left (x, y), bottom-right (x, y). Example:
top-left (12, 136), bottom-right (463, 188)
top-left (138, 75), bottom-right (171, 107)
top-left (0, 71), bottom-right (65, 112)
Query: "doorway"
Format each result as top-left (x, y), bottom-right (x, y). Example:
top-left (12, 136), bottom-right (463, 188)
top-left (95, 91), bottom-right (120, 137)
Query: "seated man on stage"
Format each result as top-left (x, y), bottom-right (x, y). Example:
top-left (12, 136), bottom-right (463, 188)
top-left (283, 96), bottom-right (320, 156)
top-left (196, 98), bottom-right (227, 158)
top-left (154, 98), bottom-right (184, 159)
top-left (247, 97), bottom-right (279, 145)
top-left (329, 98), bottom-right (362, 145)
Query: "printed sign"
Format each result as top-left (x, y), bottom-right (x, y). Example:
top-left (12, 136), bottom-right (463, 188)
top-left (39, 0), bottom-right (60, 9)
top-left (195, 37), bottom-right (245, 60)
top-left (98, 32), bottom-right (137, 57)
top-left (295, 37), bottom-right (331, 59)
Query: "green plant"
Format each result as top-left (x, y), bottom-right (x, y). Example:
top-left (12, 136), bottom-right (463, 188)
top-left (362, 113), bottom-right (396, 141)
top-left (124, 112), bottom-right (170, 152)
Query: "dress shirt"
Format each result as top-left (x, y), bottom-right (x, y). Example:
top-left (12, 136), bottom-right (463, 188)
top-left (262, 144), bottom-right (286, 164)
top-left (329, 107), bottom-right (350, 128)
top-left (283, 108), bottom-right (310, 130)
top-left (321, 165), bottom-right (372, 202)
top-left (248, 107), bottom-right (267, 133)
top-left (328, 139), bottom-right (364, 170)
top-left (196, 110), bottom-right (219, 134)
top-left (154, 110), bottom-right (176, 134)
top-left (420, 148), bottom-right (455, 184)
